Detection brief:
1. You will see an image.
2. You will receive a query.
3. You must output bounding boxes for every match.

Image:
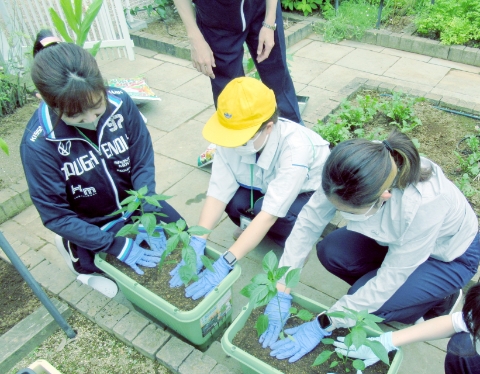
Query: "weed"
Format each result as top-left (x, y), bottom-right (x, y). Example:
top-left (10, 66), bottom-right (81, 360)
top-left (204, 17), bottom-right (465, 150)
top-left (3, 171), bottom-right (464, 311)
top-left (379, 92), bottom-right (422, 133)
top-left (454, 134), bottom-right (480, 197)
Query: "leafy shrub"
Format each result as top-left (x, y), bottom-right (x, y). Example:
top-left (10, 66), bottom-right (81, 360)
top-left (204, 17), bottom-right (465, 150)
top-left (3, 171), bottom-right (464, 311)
top-left (281, 0), bottom-right (324, 16)
top-left (454, 134), bottom-right (480, 197)
top-left (0, 69), bottom-right (27, 118)
top-left (415, 0), bottom-right (480, 45)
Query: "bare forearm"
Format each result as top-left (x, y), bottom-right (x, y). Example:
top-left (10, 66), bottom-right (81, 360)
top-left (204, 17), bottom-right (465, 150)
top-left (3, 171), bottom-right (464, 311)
top-left (229, 210), bottom-right (278, 260)
top-left (173, 0), bottom-right (202, 38)
top-left (197, 196), bottom-right (227, 238)
top-left (392, 315), bottom-right (456, 347)
top-left (265, 0), bottom-right (278, 24)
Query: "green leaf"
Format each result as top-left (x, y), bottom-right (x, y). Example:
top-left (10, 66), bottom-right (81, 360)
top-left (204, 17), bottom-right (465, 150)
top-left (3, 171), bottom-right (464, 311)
top-left (312, 350), bottom-right (333, 366)
top-left (350, 326), bottom-right (367, 349)
top-left (126, 200), bottom-right (140, 212)
top-left (364, 313), bottom-right (384, 323)
top-left (201, 255), bottom-right (214, 272)
top-left (321, 338), bottom-right (335, 345)
top-left (255, 314), bottom-right (269, 337)
top-left (285, 268), bottom-right (301, 288)
top-left (175, 219), bottom-right (187, 232)
top-left (275, 265), bottom-right (290, 280)
top-left (289, 307), bottom-right (298, 314)
top-left (162, 222), bottom-right (179, 236)
top-left (187, 225), bottom-right (211, 236)
top-left (115, 224), bottom-right (136, 237)
top-left (178, 263), bottom-right (194, 285)
top-left (0, 138), bottom-right (8, 155)
top-left (165, 235), bottom-right (180, 255)
top-left (119, 195), bottom-right (137, 206)
top-left (352, 359), bottom-right (366, 371)
top-left (240, 283), bottom-right (258, 298)
top-left (182, 245), bottom-right (197, 269)
top-left (179, 232), bottom-right (190, 247)
top-left (78, 0), bottom-right (103, 46)
top-left (365, 340), bottom-right (390, 365)
top-left (327, 311), bottom-right (345, 319)
top-left (49, 8), bottom-right (74, 42)
top-left (60, 0), bottom-right (80, 34)
top-left (74, 0), bottom-right (82, 25)
top-left (250, 285), bottom-right (269, 307)
top-left (251, 273), bottom-right (269, 285)
top-left (137, 185), bottom-right (148, 197)
top-left (296, 309), bottom-right (314, 321)
top-left (363, 318), bottom-right (382, 333)
top-left (330, 361), bottom-right (338, 368)
top-left (344, 334), bottom-right (353, 348)
top-left (151, 193), bottom-right (172, 201)
top-left (262, 251), bottom-right (278, 273)
top-left (144, 195), bottom-right (162, 208)
top-left (140, 213), bottom-right (156, 236)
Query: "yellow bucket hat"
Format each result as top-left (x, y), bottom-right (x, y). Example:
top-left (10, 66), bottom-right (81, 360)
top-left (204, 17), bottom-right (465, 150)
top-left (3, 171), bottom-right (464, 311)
top-left (203, 77), bottom-right (276, 148)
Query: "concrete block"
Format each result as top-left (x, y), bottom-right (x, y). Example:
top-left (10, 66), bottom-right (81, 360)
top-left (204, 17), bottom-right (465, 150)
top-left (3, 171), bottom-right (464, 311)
top-left (448, 45), bottom-right (465, 63)
top-left (387, 33), bottom-right (402, 50)
top-left (20, 249), bottom-right (46, 270)
top-left (361, 30), bottom-right (377, 45)
top-left (424, 39), bottom-right (449, 60)
top-left (179, 349), bottom-right (217, 374)
top-left (204, 341), bottom-right (242, 374)
top-left (0, 188), bottom-right (16, 205)
top-left (454, 100), bottom-right (476, 114)
top-left (410, 36), bottom-right (425, 55)
top-left (462, 47), bottom-right (478, 66)
top-left (440, 96), bottom-right (459, 110)
top-left (374, 29), bottom-right (391, 48)
top-left (59, 280), bottom-right (93, 306)
top-left (378, 82), bottom-right (396, 94)
top-left (474, 51), bottom-right (480, 68)
top-left (0, 208), bottom-right (8, 225)
top-left (473, 104), bottom-right (480, 117)
top-left (424, 93), bottom-right (442, 106)
top-left (363, 79), bottom-right (382, 91)
top-left (156, 335), bottom-right (194, 372)
top-left (0, 298), bottom-right (71, 374)
top-left (392, 85), bottom-right (412, 96)
top-left (30, 262), bottom-right (75, 295)
top-left (94, 299), bottom-right (129, 333)
top-left (408, 89), bottom-right (429, 99)
top-left (399, 35), bottom-right (414, 52)
top-left (337, 84), bottom-right (361, 100)
top-left (132, 323), bottom-right (170, 360)
top-left (113, 311), bottom-right (150, 345)
top-left (11, 240), bottom-right (31, 256)
top-left (76, 288), bottom-right (111, 319)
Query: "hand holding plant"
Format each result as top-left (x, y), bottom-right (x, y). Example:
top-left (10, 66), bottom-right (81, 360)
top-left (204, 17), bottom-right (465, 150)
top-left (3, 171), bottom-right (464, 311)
top-left (259, 291), bottom-right (293, 348)
top-left (169, 236), bottom-right (206, 288)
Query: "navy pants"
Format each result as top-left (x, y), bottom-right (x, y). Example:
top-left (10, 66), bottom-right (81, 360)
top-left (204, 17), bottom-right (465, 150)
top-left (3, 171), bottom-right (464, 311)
top-left (195, 0), bottom-right (302, 124)
top-left (445, 332), bottom-right (480, 374)
top-left (70, 200), bottom-right (184, 273)
top-left (225, 186), bottom-right (313, 246)
top-left (317, 227), bottom-right (480, 324)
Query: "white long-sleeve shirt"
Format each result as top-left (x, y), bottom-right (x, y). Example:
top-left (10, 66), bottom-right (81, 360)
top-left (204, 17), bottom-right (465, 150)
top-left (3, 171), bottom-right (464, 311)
top-left (280, 157), bottom-right (478, 328)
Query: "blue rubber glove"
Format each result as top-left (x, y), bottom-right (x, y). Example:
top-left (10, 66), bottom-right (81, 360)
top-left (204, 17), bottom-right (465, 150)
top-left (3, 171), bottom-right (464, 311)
top-left (135, 225), bottom-right (166, 255)
top-left (169, 236), bottom-right (207, 288)
top-left (118, 240), bottom-right (162, 275)
top-left (270, 319), bottom-right (331, 363)
top-left (259, 292), bottom-right (293, 348)
top-left (333, 332), bottom-right (397, 368)
top-left (184, 256), bottom-right (232, 300)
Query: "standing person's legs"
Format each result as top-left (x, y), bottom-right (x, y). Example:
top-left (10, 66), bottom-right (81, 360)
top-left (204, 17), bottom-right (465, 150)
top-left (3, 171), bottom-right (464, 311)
top-left (244, 1), bottom-right (302, 124)
top-left (253, 191), bottom-right (314, 246)
top-left (316, 227), bottom-right (388, 285)
top-left (445, 332), bottom-right (480, 374)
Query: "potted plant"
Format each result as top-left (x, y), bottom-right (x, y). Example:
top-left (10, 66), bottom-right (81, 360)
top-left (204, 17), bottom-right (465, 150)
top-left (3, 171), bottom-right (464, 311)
top-left (95, 186), bottom-right (241, 347)
top-left (221, 251), bottom-right (403, 373)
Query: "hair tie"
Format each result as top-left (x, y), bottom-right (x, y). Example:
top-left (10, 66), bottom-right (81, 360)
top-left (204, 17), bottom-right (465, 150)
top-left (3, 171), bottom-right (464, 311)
top-left (40, 36), bottom-right (61, 48)
top-left (383, 140), bottom-right (393, 153)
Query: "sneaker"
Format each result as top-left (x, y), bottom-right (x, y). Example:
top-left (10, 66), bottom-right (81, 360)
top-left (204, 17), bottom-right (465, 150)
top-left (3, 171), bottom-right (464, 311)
top-left (424, 289), bottom-right (463, 320)
top-left (198, 143), bottom-right (216, 167)
top-left (55, 235), bottom-right (102, 275)
top-left (232, 226), bottom-right (244, 240)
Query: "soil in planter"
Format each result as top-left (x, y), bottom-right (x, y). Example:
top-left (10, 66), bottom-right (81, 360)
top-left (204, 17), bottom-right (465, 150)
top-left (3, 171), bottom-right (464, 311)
top-left (105, 246), bottom-right (208, 311)
top-left (0, 259), bottom-right (42, 335)
top-left (233, 304), bottom-right (396, 374)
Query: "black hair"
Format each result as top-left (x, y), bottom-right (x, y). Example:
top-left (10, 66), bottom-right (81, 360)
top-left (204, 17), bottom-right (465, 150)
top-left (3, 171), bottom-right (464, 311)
top-left (463, 283), bottom-right (480, 351)
top-left (31, 29), bottom-right (106, 118)
top-left (255, 107), bottom-right (279, 134)
top-left (322, 129), bottom-right (432, 207)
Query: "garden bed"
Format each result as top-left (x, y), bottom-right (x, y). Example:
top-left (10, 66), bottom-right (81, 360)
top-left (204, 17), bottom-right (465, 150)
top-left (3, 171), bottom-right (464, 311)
top-left (232, 303), bottom-right (396, 374)
top-left (315, 89), bottom-right (480, 219)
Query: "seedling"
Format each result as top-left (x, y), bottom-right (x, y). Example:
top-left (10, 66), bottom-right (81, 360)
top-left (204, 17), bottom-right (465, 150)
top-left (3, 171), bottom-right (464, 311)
top-left (379, 92), bottom-right (422, 133)
top-left (240, 251), bottom-right (313, 339)
top-left (112, 185), bottom-right (213, 285)
top-left (313, 308), bottom-right (390, 372)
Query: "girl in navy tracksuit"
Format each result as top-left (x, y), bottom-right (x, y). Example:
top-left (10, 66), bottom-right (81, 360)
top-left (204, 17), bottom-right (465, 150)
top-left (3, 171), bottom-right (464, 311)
top-left (21, 30), bottom-right (184, 275)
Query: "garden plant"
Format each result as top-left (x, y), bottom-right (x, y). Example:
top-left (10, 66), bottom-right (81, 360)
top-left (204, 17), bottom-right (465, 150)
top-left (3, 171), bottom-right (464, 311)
top-left (112, 185), bottom-right (213, 286)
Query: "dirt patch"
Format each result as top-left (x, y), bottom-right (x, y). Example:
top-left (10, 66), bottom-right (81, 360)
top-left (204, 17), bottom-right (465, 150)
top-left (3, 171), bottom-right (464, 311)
top-left (105, 247), bottom-right (206, 311)
top-left (9, 310), bottom-right (169, 374)
top-left (233, 303), bottom-right (396, 374)
top-left (0, 258), bottom-right (42, 335)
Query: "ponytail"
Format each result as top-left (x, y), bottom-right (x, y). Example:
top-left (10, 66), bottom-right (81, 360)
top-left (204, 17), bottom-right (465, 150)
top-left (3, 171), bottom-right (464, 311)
top-left (322, 129), bottom-right (431, 207)
top-left (462, 283), bottom-right (480, 352)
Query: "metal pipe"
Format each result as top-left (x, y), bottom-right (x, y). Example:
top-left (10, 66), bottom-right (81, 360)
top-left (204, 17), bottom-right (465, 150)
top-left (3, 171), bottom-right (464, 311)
top-left (433, 106), bottom-right (480, 121)
top-left (0, 231), bottom-right (76, 339)
top-left (335, 0), bottom-right (339, 15)
top-left (376, 0), bottom-right (384, 29)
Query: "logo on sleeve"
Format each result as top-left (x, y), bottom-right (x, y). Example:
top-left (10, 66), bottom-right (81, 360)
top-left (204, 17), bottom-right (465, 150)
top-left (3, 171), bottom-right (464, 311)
top-left (58, 141), bottom-right (72, 156)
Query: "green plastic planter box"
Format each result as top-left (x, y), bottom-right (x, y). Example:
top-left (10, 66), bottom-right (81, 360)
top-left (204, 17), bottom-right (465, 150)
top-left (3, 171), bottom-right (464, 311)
top-left (95, 246), bottom-right (241, 346)
top-left (222, 293), bottom-right (403, 374)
